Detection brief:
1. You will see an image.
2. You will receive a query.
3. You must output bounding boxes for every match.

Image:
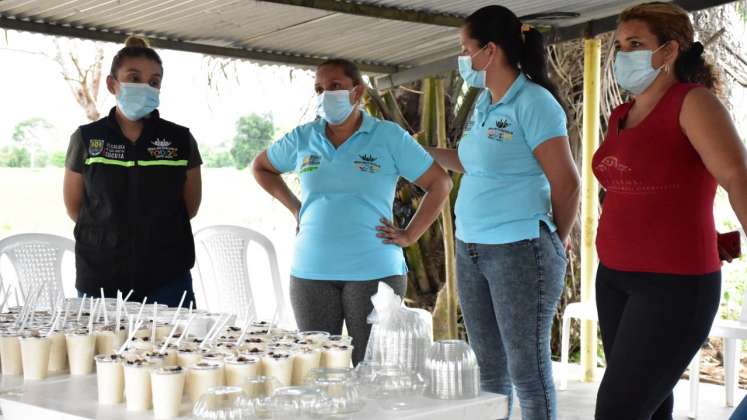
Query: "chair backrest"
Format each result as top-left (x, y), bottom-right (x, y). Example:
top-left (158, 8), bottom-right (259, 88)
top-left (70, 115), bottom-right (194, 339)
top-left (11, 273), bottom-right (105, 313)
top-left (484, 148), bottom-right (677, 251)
top-left (0, 233), bottom-right (74, 310)
top-left (192, 225), bottom-right (288, 326)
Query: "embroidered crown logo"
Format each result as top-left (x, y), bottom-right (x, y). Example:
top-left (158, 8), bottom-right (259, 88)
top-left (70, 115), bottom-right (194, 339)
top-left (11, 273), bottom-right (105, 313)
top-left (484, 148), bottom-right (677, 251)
top-left (359, 154), bottom-right (377, 162)
top-left (496, 119), bottom-right (510, 129)
top-left (153, 138), bottom-right (171, 148)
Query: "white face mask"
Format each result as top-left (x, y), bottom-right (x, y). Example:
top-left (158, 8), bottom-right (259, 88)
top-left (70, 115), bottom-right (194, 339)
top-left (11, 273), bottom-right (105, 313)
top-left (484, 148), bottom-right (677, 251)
top-left (316, 90), bottom-right (355, 125)
top-left (613, 43), bottom-right (667, 95)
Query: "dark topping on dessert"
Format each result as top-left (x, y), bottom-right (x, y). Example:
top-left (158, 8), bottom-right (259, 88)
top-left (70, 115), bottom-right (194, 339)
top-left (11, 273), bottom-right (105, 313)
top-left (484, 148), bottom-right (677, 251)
top-left (249, 348), bottom-right (262, 353)
top-left (164, 366), bottom-right (182, 372)
top-left (246, 338), bottom-right (263, 343)
top-left (180, 349), bottom-right (194, 353)
top-left (228, 326), bottom-right (241, 332)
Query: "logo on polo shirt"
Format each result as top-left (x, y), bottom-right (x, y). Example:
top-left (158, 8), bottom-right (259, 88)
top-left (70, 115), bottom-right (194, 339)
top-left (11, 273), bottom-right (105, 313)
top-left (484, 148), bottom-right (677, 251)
top-left (89, 139), bottom-right (105, 156)
top-left (354, 154), bottom-right (381, 173)
top-left (487, 118), bottom-right (513, 141)
top-left (147, 138), bottom-right (178, 159)
top-left (300, 154), bottom-right (321, 174)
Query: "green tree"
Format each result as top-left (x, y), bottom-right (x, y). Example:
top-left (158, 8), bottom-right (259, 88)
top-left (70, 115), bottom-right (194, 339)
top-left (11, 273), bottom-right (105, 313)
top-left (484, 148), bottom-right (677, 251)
top-left (203, 145), bottom-right (235, 168)
top-left (0, 146), bottom-right (31, 167)
top-left (230, 114), bottom-right (275, 170)
top-left (49, 150), bottom-right (67, 168)
top-left (12, 117), bottom-right (55, 168)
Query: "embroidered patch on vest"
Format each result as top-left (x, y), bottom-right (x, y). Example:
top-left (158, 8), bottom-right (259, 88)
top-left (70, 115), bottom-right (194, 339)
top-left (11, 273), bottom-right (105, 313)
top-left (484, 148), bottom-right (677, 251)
top-left (147, 138), bottom-right (179, 159)
top-left (89, 139), bottom-right (104, 156)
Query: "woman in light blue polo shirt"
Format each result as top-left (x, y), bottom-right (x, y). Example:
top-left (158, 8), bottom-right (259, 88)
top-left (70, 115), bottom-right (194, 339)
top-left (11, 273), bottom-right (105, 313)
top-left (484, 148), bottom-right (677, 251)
top-left (427, 6), bottom-right (580, 420)
top-left (253, 59), bottom-right (452, 365)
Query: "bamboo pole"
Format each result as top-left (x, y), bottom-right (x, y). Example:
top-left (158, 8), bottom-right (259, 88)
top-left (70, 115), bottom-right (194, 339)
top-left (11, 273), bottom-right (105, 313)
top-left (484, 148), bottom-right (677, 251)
top-left (434, 77), bottom-right (458, 339)
top-left (581, 36), bottom-right (601, 382)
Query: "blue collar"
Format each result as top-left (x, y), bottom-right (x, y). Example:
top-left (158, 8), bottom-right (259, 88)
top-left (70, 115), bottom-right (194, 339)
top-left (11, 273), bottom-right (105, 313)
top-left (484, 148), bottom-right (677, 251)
top-left (478, 72), bottom-right (528, 111)
top-left (314, 110), bottom-right (375, 135)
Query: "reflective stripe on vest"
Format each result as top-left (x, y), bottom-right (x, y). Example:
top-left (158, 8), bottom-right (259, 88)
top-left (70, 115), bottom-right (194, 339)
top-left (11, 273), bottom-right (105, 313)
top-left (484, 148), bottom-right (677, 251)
top-left (85, 157), bottom-right (188, 167)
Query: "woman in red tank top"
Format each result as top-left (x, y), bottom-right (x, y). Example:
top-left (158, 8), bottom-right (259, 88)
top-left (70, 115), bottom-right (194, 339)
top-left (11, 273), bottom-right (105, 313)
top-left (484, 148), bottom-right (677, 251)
top-left (592, 4), bottom-right (747, 420)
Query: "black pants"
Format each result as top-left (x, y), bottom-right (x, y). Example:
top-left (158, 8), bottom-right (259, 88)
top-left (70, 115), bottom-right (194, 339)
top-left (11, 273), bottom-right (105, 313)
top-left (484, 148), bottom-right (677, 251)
top-left (77, 272), bottom-right (196, 308)
top-left (595, 264), bottom-right (721, 420)
top-left (289, 275), bottom-right (407, 366)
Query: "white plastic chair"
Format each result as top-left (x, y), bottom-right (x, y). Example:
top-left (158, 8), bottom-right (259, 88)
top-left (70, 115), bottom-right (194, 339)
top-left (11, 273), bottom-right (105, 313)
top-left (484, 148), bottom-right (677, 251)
top-left (688, 284), bottom-right (747, 419)
top-left (0, 233), bottom-right (74, 310)
top-left (192, 225), bottom-right (291, 328)
top-left (558, 300), bottom-right (598, 390)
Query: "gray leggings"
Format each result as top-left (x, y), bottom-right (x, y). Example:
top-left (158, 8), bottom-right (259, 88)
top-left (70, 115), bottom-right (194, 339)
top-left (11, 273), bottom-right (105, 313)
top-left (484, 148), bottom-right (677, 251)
top-left (289, 275), bottom-right (407, 365)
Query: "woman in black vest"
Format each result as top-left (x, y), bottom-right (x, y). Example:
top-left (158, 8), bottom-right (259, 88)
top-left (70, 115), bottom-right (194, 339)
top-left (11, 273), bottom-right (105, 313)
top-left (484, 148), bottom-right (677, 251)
top-left (63, 36), bottom-right (202, 307)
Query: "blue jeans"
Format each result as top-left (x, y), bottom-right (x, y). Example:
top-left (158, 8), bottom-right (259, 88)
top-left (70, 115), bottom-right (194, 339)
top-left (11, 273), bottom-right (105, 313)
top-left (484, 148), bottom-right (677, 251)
top-left (457, 224), bottom-right (567, 420)
top-left (732, 395), bottom-right (747, 420)
top-left (77, 272), bottom-right (196, 308)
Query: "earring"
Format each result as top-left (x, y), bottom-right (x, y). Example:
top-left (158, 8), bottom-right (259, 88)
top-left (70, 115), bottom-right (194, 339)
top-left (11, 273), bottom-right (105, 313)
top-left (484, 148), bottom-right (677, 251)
top-left (664, 64), bottom-right (671, 73)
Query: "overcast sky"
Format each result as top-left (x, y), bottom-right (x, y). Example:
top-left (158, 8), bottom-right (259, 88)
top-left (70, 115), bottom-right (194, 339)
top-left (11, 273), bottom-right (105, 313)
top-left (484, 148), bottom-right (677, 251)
top-left (0, 30), bottom-right (320, 152)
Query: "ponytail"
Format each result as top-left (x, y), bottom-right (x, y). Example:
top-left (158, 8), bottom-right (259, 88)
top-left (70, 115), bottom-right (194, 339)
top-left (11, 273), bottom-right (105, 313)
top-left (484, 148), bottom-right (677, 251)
top-left (674, 41), bottom-right (719, 91)
top-left (519, 27), bottom-right (562, 105)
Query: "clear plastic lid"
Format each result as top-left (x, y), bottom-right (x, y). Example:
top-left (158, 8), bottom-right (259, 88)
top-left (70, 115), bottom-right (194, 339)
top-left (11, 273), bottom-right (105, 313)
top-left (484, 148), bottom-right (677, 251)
top-left (192, 386), bottom-right (253, 420)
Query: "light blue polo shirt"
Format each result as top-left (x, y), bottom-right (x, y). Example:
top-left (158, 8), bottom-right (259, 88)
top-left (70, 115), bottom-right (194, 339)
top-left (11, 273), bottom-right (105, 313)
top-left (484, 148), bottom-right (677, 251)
top-left (267, 111), bottom-right (433, 280)
top-left (455, 73), bottom-right (568, 245)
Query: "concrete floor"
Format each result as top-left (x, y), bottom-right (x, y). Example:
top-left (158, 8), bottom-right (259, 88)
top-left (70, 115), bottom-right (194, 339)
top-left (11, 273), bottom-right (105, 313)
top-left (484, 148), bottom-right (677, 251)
top-left (506, 363), bottom-right (745, 420)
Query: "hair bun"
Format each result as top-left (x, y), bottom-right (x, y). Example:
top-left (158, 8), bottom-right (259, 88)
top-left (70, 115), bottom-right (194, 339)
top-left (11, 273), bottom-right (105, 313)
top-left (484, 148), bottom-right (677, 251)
top-left (124, 36), bottom-right (150, 49)
top-left (689, 41), bottom-right (704, 56)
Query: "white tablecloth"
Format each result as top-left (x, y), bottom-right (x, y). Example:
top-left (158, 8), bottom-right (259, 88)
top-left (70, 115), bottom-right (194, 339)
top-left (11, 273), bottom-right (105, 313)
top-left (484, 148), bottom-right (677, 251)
top-left (0, 374), bottom-right (508, 420)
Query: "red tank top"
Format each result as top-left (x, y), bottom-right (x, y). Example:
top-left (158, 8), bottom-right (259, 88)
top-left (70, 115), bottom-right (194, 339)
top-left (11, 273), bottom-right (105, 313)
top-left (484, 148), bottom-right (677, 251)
top-left (592, 83), bottom-right (719, 275)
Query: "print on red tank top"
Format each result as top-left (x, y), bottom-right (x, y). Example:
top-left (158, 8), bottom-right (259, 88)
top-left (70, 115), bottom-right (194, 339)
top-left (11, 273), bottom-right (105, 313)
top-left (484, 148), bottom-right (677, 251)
top-left (592, 83), bottom-right (720, 275)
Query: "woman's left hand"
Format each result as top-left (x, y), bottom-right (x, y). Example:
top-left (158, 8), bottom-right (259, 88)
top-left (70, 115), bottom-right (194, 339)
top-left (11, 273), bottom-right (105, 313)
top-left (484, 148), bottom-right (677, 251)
top-left (376, 218), bottom-right (416, 247)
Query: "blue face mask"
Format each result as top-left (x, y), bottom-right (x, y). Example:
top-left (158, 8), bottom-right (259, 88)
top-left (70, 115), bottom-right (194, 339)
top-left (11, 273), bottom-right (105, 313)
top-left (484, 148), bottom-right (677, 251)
top-left (458, 46), bottom-right (490, 89)
top-left (116, 82), bottom-right (160, 121)
top-left (613, 44), bottom-right (666, 95)
top-left (317, 90), bottom-right (355, 125)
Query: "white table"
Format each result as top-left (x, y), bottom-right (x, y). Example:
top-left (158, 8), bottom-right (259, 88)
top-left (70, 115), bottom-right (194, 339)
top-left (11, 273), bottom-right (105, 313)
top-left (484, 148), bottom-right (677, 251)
top-left (0, 374), bottom-right (508, 420)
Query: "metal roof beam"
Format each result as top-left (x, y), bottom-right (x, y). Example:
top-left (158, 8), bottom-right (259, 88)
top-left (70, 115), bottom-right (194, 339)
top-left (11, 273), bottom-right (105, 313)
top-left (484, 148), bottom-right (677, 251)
top-left (257, 0), bottom-right (464, 27)
top-left (375, 0), bottom-right (739, 89)
top-left (0, 15), bottom-right (400, 74)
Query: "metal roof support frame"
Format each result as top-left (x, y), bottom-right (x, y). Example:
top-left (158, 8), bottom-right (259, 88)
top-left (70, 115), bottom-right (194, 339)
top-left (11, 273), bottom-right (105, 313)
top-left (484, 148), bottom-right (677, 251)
top-left (258, 0), bottom-right (464, 27)
top-left (0, 15), bottom-right (399, 74)
top-left (374, 0), bottom-right (738, 90)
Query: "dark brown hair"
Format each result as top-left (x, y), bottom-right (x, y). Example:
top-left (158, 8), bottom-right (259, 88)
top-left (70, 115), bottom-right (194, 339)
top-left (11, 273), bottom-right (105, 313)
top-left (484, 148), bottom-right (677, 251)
top-left (110, 36), bottom-right (163, 77)
top-left (620, 2), bottom-right (720, 92)
top-left (317, 58), bottom-right (364, 86)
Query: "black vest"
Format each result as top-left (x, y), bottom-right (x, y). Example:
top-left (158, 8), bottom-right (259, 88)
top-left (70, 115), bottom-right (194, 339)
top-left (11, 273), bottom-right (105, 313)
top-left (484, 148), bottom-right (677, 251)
top-left (74, 108), bottom-right (195, 295)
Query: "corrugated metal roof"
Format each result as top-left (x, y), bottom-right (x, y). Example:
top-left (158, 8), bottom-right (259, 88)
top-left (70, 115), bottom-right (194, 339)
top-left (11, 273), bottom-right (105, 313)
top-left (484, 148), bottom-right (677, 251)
top-left (0, 0), bottom-right (732, 75)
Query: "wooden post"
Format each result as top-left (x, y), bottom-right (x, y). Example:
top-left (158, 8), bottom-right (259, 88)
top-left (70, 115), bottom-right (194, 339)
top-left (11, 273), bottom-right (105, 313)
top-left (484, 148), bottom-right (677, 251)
top-left (581, 36), bottom-right (601, 382)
